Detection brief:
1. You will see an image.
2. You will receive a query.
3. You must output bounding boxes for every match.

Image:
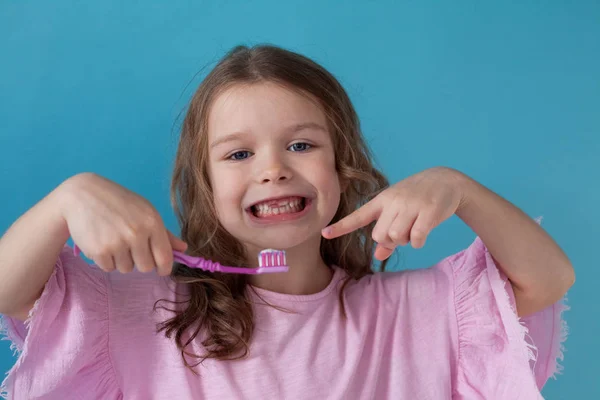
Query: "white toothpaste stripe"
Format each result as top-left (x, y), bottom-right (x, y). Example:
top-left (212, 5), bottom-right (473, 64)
top-left (257, 249), bottom-right (288, 267)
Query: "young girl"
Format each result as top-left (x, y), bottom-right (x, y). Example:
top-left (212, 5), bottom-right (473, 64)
top-left (0, 45), bottom-right (573, 399)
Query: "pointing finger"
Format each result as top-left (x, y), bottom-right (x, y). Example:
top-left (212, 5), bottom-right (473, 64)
top-left (322, 198), bottom-right (381, 239)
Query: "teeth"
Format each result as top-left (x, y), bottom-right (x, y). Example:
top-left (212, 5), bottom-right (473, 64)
top-left (252, 197), bottom-right (304, 217)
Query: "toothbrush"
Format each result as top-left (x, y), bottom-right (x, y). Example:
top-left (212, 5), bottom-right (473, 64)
top-left (73, 244), bottom-right (289, 275)
top-left (173, 248), bottom-right (289, 274)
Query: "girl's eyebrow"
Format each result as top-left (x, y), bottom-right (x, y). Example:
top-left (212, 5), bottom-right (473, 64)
top-left (287, 122), bottom-right (328, 134)
top-left (210, 132), bottom-right (246, 150)
top-left (210, 122), bottom-right (327, 149)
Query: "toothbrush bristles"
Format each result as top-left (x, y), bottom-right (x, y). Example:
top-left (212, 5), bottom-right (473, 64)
top-left (258, 249), bottom-right (287, 268)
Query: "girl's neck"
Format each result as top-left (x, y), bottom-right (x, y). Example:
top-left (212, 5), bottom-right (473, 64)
top-left (247, 235), bottom-right (333, 295)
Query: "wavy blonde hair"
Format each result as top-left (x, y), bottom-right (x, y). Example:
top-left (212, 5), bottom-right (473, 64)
top-left (155, 44), bottom-right (389, 370)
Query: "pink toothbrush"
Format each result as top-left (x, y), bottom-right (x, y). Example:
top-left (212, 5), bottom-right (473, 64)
top-left (73, 245), bottom-right (289, 275)
top-left (173, 248), bottom-right (289, 274)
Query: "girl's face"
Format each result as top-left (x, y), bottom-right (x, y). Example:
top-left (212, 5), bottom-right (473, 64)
top-left (207, 82), bottom-right (341, 260)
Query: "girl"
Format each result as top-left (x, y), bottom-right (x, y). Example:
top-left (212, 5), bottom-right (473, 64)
top-left (0, 45), bottom-right (573, 399)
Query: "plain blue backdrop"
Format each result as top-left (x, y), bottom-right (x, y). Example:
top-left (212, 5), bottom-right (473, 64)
top-left (1, 1), bottom-right (598, 398)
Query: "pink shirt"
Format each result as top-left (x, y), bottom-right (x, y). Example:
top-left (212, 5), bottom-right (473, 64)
top-left (0, 237), bottom-right (567, 399)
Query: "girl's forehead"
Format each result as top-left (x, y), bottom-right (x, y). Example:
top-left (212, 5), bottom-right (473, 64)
top-left (207, 82), bottom-right (328, 140)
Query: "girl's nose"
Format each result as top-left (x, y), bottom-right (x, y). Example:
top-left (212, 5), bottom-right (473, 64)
top-left (257, 155), bottom-right (293, 184)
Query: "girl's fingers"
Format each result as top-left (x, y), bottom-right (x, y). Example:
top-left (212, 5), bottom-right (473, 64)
top-left (152, 230), bottom-right (178, 276)
top-left (371, 205), bottom-right (398, 250)
top-left (131, 237), bottom-right (157, 273)
top-left (113, 248), bottom-right (135, 274)
top-left (388, 211), bottom-right (418, 247)
top-left (167, 230), bottom-right (188, 252)
top-left (374, 244), bottom-right (394, 261)
top-left (322, 197), bottom-right (381, 239)
top-left (94, 253), bottom-right (116, 273)
top-left (409, 208), bottom-right (438, 248)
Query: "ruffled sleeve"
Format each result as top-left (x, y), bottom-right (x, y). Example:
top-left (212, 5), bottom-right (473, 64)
top-left (443, 237), bottom-right (568, 400)
top-left (0, 245), bottom-right (121, 399)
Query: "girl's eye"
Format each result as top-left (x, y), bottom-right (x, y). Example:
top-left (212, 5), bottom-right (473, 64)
top-left (288, 142), bottom-right (312, 152)
top-left (228, 151), bottom-right (252, 160)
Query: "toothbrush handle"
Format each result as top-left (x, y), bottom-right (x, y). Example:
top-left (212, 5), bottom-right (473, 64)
top-left (172, 251), bottom-right (259, 274)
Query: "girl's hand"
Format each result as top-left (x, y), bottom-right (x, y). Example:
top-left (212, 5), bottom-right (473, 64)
top-left (322, 167), bottom-right (466, 260)
top-left (60, 173), bottom-right (188, 276)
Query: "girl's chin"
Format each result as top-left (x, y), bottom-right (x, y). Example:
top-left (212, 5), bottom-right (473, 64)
top-left (244, 233), bottom-right (323, 253)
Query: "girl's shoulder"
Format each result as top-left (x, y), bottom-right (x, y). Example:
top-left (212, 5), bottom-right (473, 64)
top-left (0, 244), bottom-right (177, 398)
top-left (343, 237), bottom-right (568, 397)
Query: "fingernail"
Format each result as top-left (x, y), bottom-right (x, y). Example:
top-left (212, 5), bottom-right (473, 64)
top-left (322, 227), bottom-right (332, 236)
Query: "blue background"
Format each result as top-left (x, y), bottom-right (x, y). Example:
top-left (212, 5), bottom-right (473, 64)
top-left (1, 1), bottom-right (598, 398)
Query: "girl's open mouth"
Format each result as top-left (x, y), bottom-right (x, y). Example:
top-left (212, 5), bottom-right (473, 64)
top-left (250, 196), bottom-right (307, 218)
top-left (247, 196), bottom-right (311, 222)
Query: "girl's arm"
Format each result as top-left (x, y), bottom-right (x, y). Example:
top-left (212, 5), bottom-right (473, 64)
top-left (455, 173), bottom-right (574, 317)
top-left (322, 167), bottom-right (574, 318)
top-left (0, 183), bottom-right (71, 320)
top-left (0, 173), bottom-right (187, 322)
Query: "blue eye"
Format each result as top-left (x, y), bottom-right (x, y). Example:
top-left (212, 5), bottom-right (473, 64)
top-left (229, 151), bottom-right (252, 160)
top-left (289, 142), bottom-right (312, 152)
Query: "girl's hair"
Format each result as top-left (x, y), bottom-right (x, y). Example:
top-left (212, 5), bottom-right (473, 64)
top-left (155, 44), bottom-right (389, 370)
